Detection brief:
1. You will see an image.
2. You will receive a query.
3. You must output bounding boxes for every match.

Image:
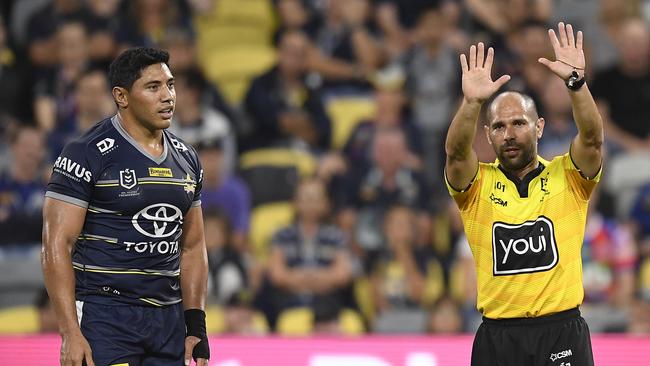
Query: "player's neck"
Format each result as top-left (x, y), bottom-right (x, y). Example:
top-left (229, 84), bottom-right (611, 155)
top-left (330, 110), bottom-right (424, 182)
top-left (116, 111), bottom-right (165, 156)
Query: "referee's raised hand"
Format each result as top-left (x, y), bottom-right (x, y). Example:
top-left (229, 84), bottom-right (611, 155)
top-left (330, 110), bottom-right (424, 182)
top-left (459, 42), bottom-right (510, 105)
top-left (539, 22), bottom-right (586, 80)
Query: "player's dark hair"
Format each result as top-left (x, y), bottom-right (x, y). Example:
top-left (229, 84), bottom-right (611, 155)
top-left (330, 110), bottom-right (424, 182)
top-left (108, 47), bottom-right (170, 90)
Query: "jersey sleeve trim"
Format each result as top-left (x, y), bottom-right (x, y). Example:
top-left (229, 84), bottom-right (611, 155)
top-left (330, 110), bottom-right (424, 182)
top-left (45, 191), bottom-right (89, 208)
top-left (444, 166), bottom-right (479, 194)
top-left (568, 143), bottom-right (602, 181)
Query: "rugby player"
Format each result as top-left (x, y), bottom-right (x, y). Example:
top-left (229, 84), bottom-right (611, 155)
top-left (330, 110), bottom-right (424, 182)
top-left (42, 48), bottom-right (210, 366)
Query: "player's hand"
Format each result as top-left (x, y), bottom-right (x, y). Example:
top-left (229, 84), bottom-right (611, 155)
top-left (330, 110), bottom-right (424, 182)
top-left (539, 22), bottom-right (586, 80)
top-left (184, 335), bottom-right (209, 366)
top-left (60, 331), bottom-right (95, 366)
top-left (460, 42), bottom-right (510, 104)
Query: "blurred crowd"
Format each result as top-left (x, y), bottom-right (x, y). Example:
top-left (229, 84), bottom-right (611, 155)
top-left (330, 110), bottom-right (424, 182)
top-left (1, 0), bottom-right (650, 336)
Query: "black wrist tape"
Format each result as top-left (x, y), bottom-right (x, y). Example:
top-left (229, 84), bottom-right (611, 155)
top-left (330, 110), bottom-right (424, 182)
top-left (185, 309), bottom-right (210, 360)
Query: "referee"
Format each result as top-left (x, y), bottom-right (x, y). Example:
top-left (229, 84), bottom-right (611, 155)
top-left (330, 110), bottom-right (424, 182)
top-left (445, 23), bottom-right (602, 365)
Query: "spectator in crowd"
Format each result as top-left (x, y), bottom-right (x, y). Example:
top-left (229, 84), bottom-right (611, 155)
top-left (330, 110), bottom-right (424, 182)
top-left (25, 0), bottom-right (88, 68)
top-left (631, 183), bottom-right (650, 262)
top-left (427, 296), bottom-right (464, 334)
top-left (222, 289), bottom-right (268, 335)
top-left (592, 18), bottom-right (650, 153)
top-left (464, 0), bottom-right (551, 39)
top-left (310, 0), bottom-right (382, 91)
top-left (116, 0), bottom-right (192, 50)
top-left (0, 14), bottom-right (30, 122)
top-left (198, 139), bottom-right (251, 250)
top-left (343, 77), bottom-right (422, 170)
top-left (159, 26), bottom-right (237, 130)
top-left (33, 20), bottom-right (90, 134)
top-left (370, 205), bottom-right (441, 333)
top-left (47, 68), bottom-right (115, 158)
top-left (204, 209), bottom-right (253, 303)
top-left (537, 76), bottom-right (577, 160)
top-left (84, 0), bottom-right (122, 68)
top-left (338, 127), bottom-right (431, 264)
top-left (0, 126), bottom-right (47, 245)
top-left (580, 189), bottom-right (638, 332)
top-left (243, 29), bottom-right (331, 151)
top-left (169, 68), bottom-right (236, 170)
top-left (374, 0), bottom-right (462, 58)
top-left (268, 178), bottom-right (353, 321)
top-left (402, 6), bottom-right (459, 195)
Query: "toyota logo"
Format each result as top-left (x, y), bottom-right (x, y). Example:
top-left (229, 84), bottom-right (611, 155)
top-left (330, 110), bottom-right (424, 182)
top-left (132, 203), bottom-right (183, 238)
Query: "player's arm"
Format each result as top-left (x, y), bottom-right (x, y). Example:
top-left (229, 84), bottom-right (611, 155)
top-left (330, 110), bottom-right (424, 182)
top-left (539, 22), bottom-right (603, 178)
top-left (445, 42), bottom-right (510, 190)
top-left (41, 197), bottom-right (95, 366)
top-left (179, 205), bottom-right (210, 366)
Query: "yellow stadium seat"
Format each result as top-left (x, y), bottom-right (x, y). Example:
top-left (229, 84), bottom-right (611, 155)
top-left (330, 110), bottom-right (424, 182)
top-left (354, 276), bottom-right (375, 322)
top-left (339, 308), bottom-right (365, 335)
top-left (250, 202), bottom-right (294, 261)
top-left (276, 307), bottom-right (313, 336)
top-left (325, 96), bottom-right (376, 149)
top-left (639, 258), bottom-right (650, 294)
top-left (0, 306), bottom-right (39, 334)
top-left (206, 305), bottom-right (226, 334)
top-left (276, 307), bottom-right (366, 335)
top-left (240, 148), bottom-right (317, 177)
top-left (421, 259), bottom-right (445, 308)
top-left (206, 304), bottom-right (270, 334)
top-left (193, 0), bottom-right (277, 104)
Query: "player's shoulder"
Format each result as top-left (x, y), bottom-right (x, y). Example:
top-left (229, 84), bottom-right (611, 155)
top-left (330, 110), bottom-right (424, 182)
top-left (60, 116), bottom-right (118, 157)
top-left (164, 129), bottom-right (200, 164)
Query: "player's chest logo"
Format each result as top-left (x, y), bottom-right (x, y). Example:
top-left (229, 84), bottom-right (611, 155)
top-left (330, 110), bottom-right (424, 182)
top-left (492, 216), bottom-right (559, 275)
top-left (119, 168), bottom-right (138, 190)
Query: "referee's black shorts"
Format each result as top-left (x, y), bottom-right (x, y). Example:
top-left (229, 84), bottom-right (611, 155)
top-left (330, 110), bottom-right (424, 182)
top-left (471, 307), bottom-right (594, 366)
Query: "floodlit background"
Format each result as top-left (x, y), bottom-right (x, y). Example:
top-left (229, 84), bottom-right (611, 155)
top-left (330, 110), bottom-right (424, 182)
top-left (0, 0), bottom-right (650, 364)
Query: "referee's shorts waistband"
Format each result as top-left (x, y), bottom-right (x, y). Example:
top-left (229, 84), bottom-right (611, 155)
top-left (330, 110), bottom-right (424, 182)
top-left (482, 307), bottom-right (581, 327)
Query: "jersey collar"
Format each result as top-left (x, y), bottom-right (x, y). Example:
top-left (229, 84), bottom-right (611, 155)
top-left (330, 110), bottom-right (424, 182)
top-left (497, 157), bottom-right (546, 198)
top-left (111, 115), bottom-right (169, 165)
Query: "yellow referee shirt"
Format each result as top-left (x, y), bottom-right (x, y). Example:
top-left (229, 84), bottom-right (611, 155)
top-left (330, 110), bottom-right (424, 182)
top-left (447, 154), bottom-right (600, 319)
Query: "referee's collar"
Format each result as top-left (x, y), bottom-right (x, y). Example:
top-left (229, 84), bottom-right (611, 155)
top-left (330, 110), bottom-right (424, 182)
top-left (497, 158), bottom-right (546, 198)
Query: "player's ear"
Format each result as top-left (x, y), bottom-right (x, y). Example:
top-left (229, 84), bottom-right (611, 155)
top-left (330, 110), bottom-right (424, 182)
top-left (112, 86), bottom-right (128, 109)
top-left (536, 117), bottom-right (545, 140)
top-left (483, 124), bottom-right (492, 145)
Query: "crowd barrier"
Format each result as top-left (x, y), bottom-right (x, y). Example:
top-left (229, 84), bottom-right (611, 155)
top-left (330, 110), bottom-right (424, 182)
top-left (1, 334), bottom-right (648, 365)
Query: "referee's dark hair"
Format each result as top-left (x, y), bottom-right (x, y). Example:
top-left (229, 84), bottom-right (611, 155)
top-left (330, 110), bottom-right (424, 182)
top-left (108, 47), bottom-right (170, 91)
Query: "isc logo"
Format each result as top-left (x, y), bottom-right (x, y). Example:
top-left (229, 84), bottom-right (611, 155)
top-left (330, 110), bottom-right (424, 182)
top-left (492, 216), bottom-right (558, 275)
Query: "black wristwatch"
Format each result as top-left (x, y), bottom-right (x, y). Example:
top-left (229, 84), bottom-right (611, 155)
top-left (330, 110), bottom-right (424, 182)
top-left (565, 70), bottom-right (585, 91)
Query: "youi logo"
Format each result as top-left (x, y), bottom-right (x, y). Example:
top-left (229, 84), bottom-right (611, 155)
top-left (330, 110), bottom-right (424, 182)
top-left (492, 216), bottom-right (559, 275)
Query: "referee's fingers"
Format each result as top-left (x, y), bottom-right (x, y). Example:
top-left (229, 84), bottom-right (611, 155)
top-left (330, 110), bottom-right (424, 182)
top-left (84, 350), bottom-right (96, 366)
top-left (196, 358), bottom-right (209, 366)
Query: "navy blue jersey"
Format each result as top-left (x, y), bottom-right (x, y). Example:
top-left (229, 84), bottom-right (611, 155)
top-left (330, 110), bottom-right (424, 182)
top-left (46, 115), bottom-right (203, 307)
top-left (271, 224), bottom-right (345, 269)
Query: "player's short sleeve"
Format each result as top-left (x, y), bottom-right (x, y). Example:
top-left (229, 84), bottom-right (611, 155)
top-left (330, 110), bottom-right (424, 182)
top-left (563, 153), bottom-right (601, 201)
top-left (445, 165), bottom-right (482, 211)
top-left (45, 140), bottom-right (99, 208)
top-left (190, 146), bottom-right (203, 207)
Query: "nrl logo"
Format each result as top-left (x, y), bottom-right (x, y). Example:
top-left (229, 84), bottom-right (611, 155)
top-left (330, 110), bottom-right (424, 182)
top-left (120, 169), bottom-right (138, 189)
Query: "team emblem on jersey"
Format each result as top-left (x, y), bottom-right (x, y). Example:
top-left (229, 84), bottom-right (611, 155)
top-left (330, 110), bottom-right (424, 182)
top-left (492, 216), bottom-right (558, 275)
top-left (96, 138), bottom-right (116, 154)
top-left (183, 173), bottom-right (196, 195)
top-left (132, 203), bottom-right (183, 238)
top-left (170, 137), bottom-right (188, 152)
top-left (119, 169), bottom-right (138, 189)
